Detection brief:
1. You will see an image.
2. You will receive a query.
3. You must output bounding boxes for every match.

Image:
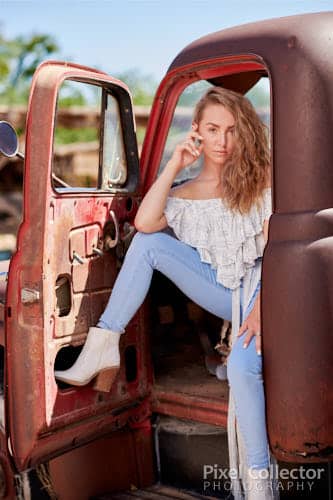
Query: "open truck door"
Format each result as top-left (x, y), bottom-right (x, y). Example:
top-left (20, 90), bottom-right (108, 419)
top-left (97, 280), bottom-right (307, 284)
top-left (4, 61), bottom-right (153, 470)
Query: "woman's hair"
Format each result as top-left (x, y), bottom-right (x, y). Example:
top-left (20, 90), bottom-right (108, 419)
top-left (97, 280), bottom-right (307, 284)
top-left (193, 86), bottom-right (270, 214)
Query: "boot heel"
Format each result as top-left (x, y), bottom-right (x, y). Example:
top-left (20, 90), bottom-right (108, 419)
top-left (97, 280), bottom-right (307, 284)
top-left (93, 366), bottom-right (119, 392)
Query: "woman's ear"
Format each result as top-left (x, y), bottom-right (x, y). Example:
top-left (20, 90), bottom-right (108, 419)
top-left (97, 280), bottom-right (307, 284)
top-left (192, 122), bottom-right (198, 131)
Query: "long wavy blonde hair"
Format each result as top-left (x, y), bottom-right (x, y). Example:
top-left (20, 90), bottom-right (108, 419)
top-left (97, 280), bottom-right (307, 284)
top-left (193, 86), bottom-right (270, 214)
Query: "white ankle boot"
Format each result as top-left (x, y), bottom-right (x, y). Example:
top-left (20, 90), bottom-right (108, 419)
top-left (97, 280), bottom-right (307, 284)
top-left (55, 327), bottom-right (121, 391)
top-left (246, 468), bottom-right (274, 500)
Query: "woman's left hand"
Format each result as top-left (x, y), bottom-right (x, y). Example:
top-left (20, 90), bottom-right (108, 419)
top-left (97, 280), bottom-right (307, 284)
top-left (237, 305), bottom-right (262, 355)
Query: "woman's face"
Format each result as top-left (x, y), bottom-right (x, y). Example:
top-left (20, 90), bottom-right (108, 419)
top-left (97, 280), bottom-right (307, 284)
top-left (195, 104), bottom-right (236, 166)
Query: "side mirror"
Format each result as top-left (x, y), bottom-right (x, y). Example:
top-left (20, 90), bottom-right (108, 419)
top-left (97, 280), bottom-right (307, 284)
top-left (0, 120), bottom-right (70, 188)
top-left (0, 121), bottom-right (20, 158)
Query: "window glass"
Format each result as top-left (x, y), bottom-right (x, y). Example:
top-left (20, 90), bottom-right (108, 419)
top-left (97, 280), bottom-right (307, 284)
top-left (53, 81), bottom-right (101, 189)
top-left (159, 81), bottom-right (211, 183)
top-left (246, 77), bottom-right (270, 127)
top-left (52, 80), bottom-right (127, 191)
top-left (101, 93), bottom-right (127, 188)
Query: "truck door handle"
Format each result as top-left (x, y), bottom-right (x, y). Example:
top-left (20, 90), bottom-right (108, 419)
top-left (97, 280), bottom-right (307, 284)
top-left (73, 251), bottom-right (84, 264)
top-left (92, 247), bottom-right (104, 257)
top-left (104, 210), bottom-right (120, 250)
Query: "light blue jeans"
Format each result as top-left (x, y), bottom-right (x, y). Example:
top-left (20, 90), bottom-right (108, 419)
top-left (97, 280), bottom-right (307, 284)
top-left (98, 231), bottom-right (269, 469)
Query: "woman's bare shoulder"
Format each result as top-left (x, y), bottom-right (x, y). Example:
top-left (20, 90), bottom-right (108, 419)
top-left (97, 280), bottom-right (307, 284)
top-left (169, 180), bottom-right (198, 199)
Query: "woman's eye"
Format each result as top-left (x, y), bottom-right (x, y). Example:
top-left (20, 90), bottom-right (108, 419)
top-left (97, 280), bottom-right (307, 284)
top-left (208, 128), bottom-right (216, 133)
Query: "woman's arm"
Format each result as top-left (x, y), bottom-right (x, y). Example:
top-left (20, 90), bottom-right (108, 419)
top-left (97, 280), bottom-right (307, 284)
top-left (134, 161), bottom-right (179, 233)
top-left (134, 130), bottom-right (203, 233)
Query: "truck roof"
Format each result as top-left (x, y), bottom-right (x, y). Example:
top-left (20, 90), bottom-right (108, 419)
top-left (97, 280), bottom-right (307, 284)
top-left (167, 11), bottom-right (333, 94)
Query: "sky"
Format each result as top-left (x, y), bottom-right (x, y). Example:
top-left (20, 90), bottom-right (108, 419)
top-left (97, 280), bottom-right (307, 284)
top-left (1, 0), bottom-right (332, 83)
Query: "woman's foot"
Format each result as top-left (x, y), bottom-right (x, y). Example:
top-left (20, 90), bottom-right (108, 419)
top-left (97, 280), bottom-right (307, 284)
top-left (54, 327), bottom-right (121, 391)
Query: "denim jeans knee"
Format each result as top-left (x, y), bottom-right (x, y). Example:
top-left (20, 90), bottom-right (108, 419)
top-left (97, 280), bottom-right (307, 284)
top-left (128, 231), bottom-right (165, 255)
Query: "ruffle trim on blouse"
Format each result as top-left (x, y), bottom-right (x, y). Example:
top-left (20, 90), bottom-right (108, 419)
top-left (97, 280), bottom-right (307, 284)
top-left (164, 188), bottom-right (271, 290)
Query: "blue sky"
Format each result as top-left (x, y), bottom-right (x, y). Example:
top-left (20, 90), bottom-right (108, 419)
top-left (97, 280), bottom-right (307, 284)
top-left (1, 1), bottom-right (332, 81)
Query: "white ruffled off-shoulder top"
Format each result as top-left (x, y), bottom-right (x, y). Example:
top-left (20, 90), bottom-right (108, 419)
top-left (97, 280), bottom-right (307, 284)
top-left (163, 187), bottom-right (272, 290)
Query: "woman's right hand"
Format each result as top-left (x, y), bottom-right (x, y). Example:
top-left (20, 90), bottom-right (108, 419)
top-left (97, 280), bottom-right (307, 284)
top-left (168, 130), bottom-right (204, 174)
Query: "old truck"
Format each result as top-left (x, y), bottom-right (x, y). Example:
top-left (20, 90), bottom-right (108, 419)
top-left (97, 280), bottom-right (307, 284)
top-left (0, 11), bottom-right (331, 500)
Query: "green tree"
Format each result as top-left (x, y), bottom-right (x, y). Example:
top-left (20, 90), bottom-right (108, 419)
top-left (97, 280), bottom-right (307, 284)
top-left (0, 32), bottom-right (59, 104)
top-left (114, 69), bottom-right (157, 105)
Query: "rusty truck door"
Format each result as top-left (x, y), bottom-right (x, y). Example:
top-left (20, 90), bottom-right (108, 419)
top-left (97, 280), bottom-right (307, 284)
top-left (5, 61), bottom-right (152, 470)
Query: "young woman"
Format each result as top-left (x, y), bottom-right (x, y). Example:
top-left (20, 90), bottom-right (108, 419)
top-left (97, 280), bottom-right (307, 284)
top-left (55, 87), bottom-right (274, 500)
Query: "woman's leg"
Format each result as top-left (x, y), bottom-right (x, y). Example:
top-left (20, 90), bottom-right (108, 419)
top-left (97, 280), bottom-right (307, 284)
top-left (98, 230), bottom-right (233, 332)
top-left (227, 283), bottom-right (270, 470)
top-left (55, 230), bottom-right (233, 389)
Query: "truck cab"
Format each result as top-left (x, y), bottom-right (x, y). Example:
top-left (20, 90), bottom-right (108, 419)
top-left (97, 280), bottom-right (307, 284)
top-left (0, 11), bottom-right (331, 499)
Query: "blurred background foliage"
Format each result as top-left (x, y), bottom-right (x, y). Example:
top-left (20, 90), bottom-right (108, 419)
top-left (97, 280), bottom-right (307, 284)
top-left (0, 32), bottom-right (59, 104)
top-left (0, 30), bottom-right (268, 145)
top-left (0, 30), bottom-right (158, 107)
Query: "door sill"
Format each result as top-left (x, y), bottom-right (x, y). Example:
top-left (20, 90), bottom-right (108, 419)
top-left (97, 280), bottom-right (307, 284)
top-left (152, 386), bottom-right (228, 428)
top-left (151, 360), bottom-right (228, 427)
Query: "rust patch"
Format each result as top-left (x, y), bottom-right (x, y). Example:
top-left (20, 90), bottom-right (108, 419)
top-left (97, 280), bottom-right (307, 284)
top-left (273, 442), bottom-right (333, 459)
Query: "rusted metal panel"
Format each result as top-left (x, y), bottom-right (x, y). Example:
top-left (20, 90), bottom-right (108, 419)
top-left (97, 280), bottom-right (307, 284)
top-left (152, 389), bottom-right (228, 428)
top-left (48, 427), bottom-right (154, 499)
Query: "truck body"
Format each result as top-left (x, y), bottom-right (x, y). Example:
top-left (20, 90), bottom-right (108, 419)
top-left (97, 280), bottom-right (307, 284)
top-left (0, 11), bottom-right (331, 499)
